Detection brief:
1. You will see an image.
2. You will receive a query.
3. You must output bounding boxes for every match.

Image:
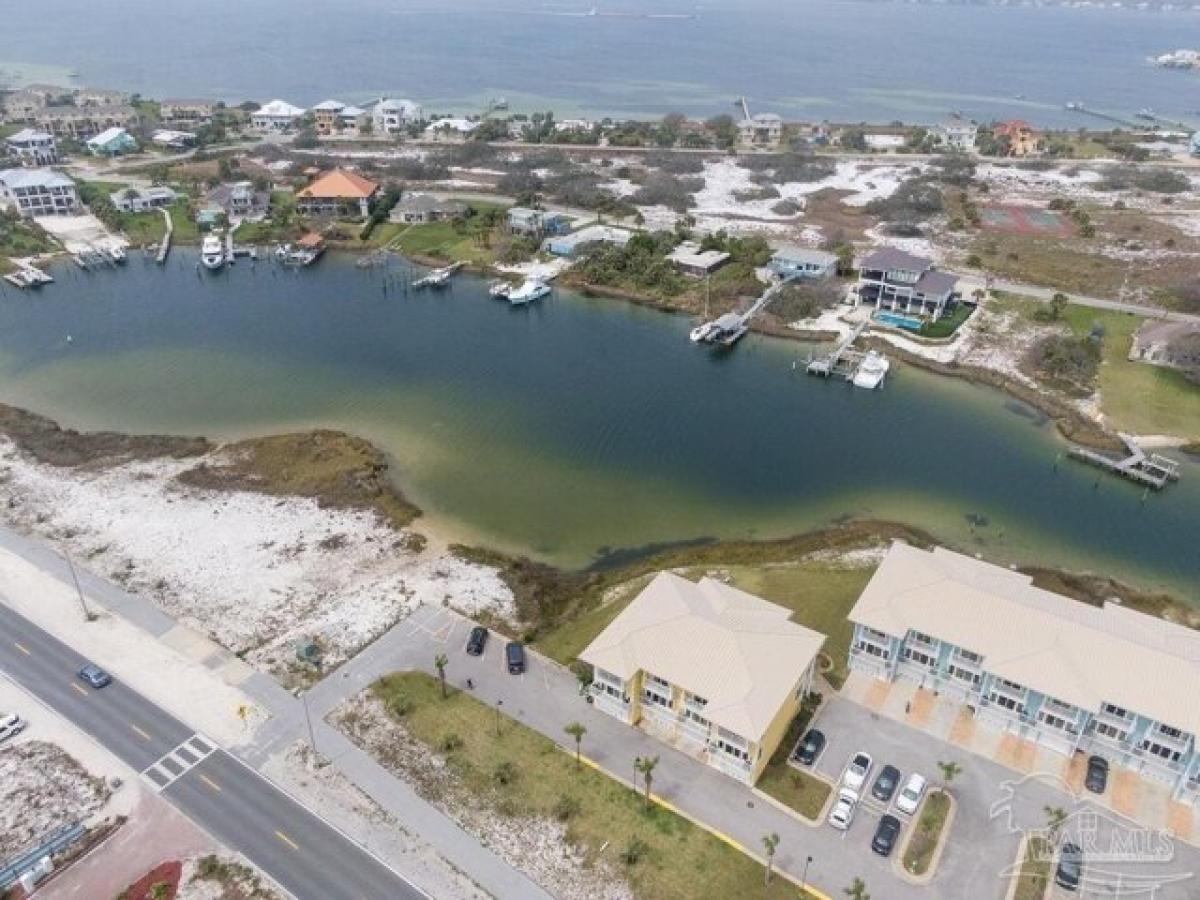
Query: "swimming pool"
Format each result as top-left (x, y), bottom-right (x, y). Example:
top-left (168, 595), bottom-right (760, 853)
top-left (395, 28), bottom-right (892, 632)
top-left (874, 311), bottom-right (924, 331)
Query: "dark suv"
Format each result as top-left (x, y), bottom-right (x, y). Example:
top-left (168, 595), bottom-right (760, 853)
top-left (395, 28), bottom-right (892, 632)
top-left (1055, 842), bottom-right (1083, 891)
top-left (871, 815), bottom-right (901, 856)
top-left (1084, 755), bottom-right (1109, 794)
top-left (871, 764), bottom-right (901, 803)
top-left (505, 641), bottom-right (526, 674)
top-left (466, 626), bottom-right (488, 656)
top-left (792, 729), bottom-right (825, 766)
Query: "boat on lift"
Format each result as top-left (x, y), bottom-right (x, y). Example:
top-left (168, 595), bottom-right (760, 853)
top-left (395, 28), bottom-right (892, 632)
top-left (852, 350), bottom-right (890, 389)
top-left (689, 321), bottom-right (719, 343)
top-left (200, 234), bottom-right (225, 270)
top-left (107, 245), bottom-right (127, 264)
top-left (507, 279), bottom-right (550, 306)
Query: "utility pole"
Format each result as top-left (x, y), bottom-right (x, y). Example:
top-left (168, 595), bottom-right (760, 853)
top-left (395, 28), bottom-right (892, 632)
top-left (494, 699), bottom-right (504, 737)
top-left (64, 552), bottom-right (94, 622)
top-left (800, 855), bottom-right (813, 892)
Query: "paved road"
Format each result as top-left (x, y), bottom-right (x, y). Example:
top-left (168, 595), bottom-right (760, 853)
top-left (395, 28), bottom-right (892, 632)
top-left (0, 603), bottom-right (425, 900)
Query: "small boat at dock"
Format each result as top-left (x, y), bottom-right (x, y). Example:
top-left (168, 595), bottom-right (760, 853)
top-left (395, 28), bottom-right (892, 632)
top-left (852, 350), bottom-right (890, 389)
top-left (507, 279), bottom-right (550, 306)
top-left (201, 234), bottom-right (226, 270)
top-left (488, 280), bottom-right (514, 299)
top-left (413, 261), bottom-right (463, 289)
top-left (108, 245), bottom-right (127, 264)
top-left (275, 233), bottom-right (325, 267)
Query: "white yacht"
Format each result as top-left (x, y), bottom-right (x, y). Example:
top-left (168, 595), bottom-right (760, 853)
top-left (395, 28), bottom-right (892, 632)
top-left (200, 235), bottom-right (225, 270)
top-left (488, 280), bottom-right (513, 299)
top-left (852, 350), bottom-right (890, 389)
top-left (689, 321), bottom-right (718, 343)
top-left (107, 245), bottom-right (126, 264)
top-left (508, 279), bottom-right (550, 306)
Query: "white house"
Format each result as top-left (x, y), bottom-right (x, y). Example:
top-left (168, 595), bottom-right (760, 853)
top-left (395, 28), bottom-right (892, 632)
top-left (423, 117), bottom-right (477, 141)
top-left (251, 99), bottom-right (306, 132)
top-left (5, 129), bottom-right (58, 166)
top-left (0, 168), bottom-right (80, 217)
top-left (109, 185), bottom-right (179, 213)
top-left (150, 129), bottom-right (197, 149)
top-left (738, 113), bottom-right (783, 148)
top-left (769, 246), bottom-right (838, 280)
top-left (371, 98), bottom-right (422, 135)
top-left (932, 120), bottom-right (978, 152)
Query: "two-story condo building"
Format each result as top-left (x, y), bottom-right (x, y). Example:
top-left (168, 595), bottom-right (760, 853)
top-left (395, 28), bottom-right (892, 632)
top-left (159, 99), bottom-right (217, 125)
top-left (854, 248), bottom-right (958, 321)
top-left (0, 168), bottom-right (80, 217)
top-left (580, 572), bottom-right (826, 784)
top-left (250, 100), bottom-right (306, 132)
top-left (848, 542), bottom-right (1200, 803)
top-left (933, 120), bottom-right (978, 152)
top-left (5, 129), bottom-right (59, 166)
top-left (295, 168), bottom-right (380, 219)
top-left (36, 104), bottom-right (139, 140)
top-left (371, 98), bottom-right (422, 135)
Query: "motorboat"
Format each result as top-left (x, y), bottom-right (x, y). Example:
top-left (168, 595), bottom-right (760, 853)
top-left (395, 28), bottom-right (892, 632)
top-left (689, 321), bottom-right (718, 343)
top-left (107, 245), bottom-right (127, 264)
top-left (488, 280), bottom-right (513, 299)
top-left (201, 234), bottom-right (225, 270)
top-left (852, 350), bottom-right (890, 389)
top-left (508, 279), bottom-right (550, 306)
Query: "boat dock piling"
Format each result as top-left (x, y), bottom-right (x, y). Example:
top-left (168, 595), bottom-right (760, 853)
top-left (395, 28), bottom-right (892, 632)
top-left (155, 208), bottom-right (173, 264)
top-left (692, 274), bottom-right (797, 347)
top-left (1067, 433), bottom-right (1181, 491)
top-left (807, 321), bottom-right (868, 378)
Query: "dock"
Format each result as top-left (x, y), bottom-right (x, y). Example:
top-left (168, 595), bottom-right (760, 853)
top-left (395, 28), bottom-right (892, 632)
top-left (155, 207), bottom-right (172, 264)
top-left (807, 322), bottom-right (868, 377)
top-left (1067, 433), bottom-right (1181, 491)
top-left (691, 274), bottom-right (796, 347)
top-left (413, 261), bottom-right (464, 289)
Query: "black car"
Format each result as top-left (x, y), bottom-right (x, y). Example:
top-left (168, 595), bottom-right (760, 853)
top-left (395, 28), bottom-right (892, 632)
top-left (1055, 842), bottom-right (1083, 891)
top-left (792, 729), bottom-right (825, 766)
top-left (466, 626), bottom-right (489, 657)
top-left (871, 764), bottom-right (901, 803)
top-left (1084, 754), bottom-right (1109, 794)
top-left (505, 641), bottom-right (526, 674)
top-left (871, 814), bottom-right (902, 857)
top-left (77, 664), bottom-right (112, 689)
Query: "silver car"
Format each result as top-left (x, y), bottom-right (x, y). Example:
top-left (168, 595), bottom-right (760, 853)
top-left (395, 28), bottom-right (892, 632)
top-left (828, 787), bottom-right (859, 830)
top-left (0, 713), bottom-right (27, 744)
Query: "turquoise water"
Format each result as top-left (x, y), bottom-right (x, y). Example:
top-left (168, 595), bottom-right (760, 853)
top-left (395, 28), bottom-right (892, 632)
top-left (873, 312), bottom-right (924, 331)
top-left (0, 252), bottom-right (1197, 598)
top-left (5, 0), bottom-right (1199, 127)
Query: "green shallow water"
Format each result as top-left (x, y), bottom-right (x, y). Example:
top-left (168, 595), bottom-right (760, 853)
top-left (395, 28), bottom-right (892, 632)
top-left (0, 252), bottom-right (1197, 598)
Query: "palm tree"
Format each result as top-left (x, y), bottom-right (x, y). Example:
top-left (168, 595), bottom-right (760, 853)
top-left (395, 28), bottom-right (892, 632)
top-left (761, 832), bottom-right (780, 885)
top-left (634, 754), bottom-right (659, 807)
top-left (434, 652), bottom-right (449, 698)
top-left (843, 877), bottom-right (870, 900)
top-left (1044, 805), bottom-right (1068, 841)
top-left (564, 721), bottom-right (587, 770)
top-left (937, 760), bottom-right (962, 792)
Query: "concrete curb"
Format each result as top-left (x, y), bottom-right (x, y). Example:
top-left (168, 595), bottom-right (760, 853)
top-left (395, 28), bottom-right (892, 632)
top-left (894, 788), bottom-right (957, 886)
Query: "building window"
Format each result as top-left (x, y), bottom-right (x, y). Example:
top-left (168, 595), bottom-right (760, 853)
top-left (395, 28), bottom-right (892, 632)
top-left (854, 640), bottom-right (890, 660)
top-left (1141, 740), bottom-right (1183, 764)
top-left (1095, 721), bottom-right (1128, 742)
top-left (988, 691), bottom-right (1025, 714)
top-left (683, 708), bottom-right (709, 729)
top-left (908, 630), bottom-right (935, 647)
top-left (715, 739), bottom-right (749, 762)
top-left (948, 664), bottom-right (981, 686)
top-left (1158, 724), bottom-right (1185, 741)
top-left (1043, 698), bottom-right (1077, 718)
top-left (954, 648), bottom-right (982, 664)
top-left (903, 646), bottom-right (936, 668)
top-left (997, 678), bottom-right (1026, 694)
top-left (642, 688), bottom-right (671, 709)
top-left (645, 672), bottom-right (670, 690)
top-left (1038, 711), bottom-right (1072, 732)
top-left (685, 692), bottom-right (708, 709)
top-left (859, 626), bottom-right (891, 643)
top-left (1102, 703), bottom-right (1131, 721)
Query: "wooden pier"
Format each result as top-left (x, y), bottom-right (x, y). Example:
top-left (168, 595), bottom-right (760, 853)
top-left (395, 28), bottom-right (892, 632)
top-left (155, 208), bottom-right (173, 264)
top-left (691, 274), bottom-right (796, 348)
top-left (807, 322), bottom-right (867, 377)
top-left (1067, 433), bottom-right (1181, 491)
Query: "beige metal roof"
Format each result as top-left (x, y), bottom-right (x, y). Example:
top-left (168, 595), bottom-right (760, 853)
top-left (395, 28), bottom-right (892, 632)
top-left (850, 542), bottom-right (1200, 735)
top-left (579, 572), bottom-right (826, 742)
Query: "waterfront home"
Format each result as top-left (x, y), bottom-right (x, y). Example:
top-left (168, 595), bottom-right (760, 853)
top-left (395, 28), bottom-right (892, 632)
top-left (371, 98), bottom-right (422, 135)
top-left (250, 99), bottom-right (306, 132)
top-left (993, 120), bottom-right (1041, 157)
top-left (295, 168), bottom-right (380, 219)
top-left (554, 118), bottom-right (594, 134)
top-left (769, 246), bottom-right (837, 280)
top-left (311, 100), bottom-right (346, 135)
top-left (0, 168), bottom-right (80, 217)
top-left (110, 185), bottom-right (178, 213)
top-left (666, 241), bottom-right (730, 277)
top-left (932, 119), bottom-right (978, 152)
top-left (5, 129), bottom-right (59, 166)
top-left (159, 99), bottom-right (217, 125)
top-left (75, 87), bottom-right (132, 108)
top-left (849, 542), bottom-right (1200, 804)
top-left (547, 225), bottom-right (631, 257)
top-left (506, 207), bottom-right (570, 238)
top-left (2, 90), bottom-right (48, 123)
top-left (339, 105), bottom-right (369, 132)
top-left (204, 181), bottom-right (271, 221)
top-left (85, 127), bottom-right (137, 157)
top-left (424, 117), bottom-right (479, 142)
top-left (738, 113), bottom-right (783, 148)
top-left (854, 247), bottom-right (957, 321)
top-left (1191, 132), bottom-right (1200, 156)
top-left (151, 129), bottom-right (197, 149)
top-left (864, 133), bottom-right (906, 152)
top-left (580, 572), bottom-right (826, 784)
top-left (36, 104), bottom-right (140, 140)
top-left (389, 193), bottom-right (468, 224)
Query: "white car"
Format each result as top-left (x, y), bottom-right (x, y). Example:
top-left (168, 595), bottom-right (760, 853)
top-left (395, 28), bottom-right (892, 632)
top-left (828, 787), bottom-right (859, 830)
top-left (896, 772), bottom-right (928, 815)
top-left (0, 713), bottom-right (26, 744)
top-left (842, 751), bottom-right (874, 792)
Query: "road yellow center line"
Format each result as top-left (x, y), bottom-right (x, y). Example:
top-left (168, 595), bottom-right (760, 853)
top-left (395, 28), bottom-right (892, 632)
top-left (13, 642), bottom-right (31, 656)
top-left (70, 682), bottom-right (88, 696)
top-left (199, 773), bottom-right (222, 792)
top-left (130, 723), bottom-right (152, 741)
top-left (275, 830), bottom-right (299, 851)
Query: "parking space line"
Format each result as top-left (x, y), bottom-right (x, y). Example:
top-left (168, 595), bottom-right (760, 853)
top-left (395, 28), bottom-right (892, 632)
top-left (275, 830), bottom-right (299, 851)
top-left (130, 723), bottom-right (152, 741)
top-left (12, 641), bottom-right (31, 656)
top-left (70, 682), bottom-right (87, 696)
top-left (199, 773), bottom-right (222, 792)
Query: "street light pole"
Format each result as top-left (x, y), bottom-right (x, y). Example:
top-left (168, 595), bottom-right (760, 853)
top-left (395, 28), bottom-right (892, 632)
top-left (494, 699), bottom-right (503, 737)
top-left (800, 855), bottom-right (813, 893)
top-left (64, 551), bottom-right (94, 622)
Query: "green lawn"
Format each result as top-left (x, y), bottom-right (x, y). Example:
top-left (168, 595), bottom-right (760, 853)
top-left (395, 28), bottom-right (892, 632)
top-left (1012, 836), bottom-right (1053, 900)
top-left (389, 203), bottom-right (509, 265)
top-left (111, 204), bottom-right (201, 245)
top-left (756, 764), bottom-right (831, 821)
top-left (902, 789), bottom-right (951, 876)
top-left (537, 561), bottom-right (870, 689)
top-left (920, 303), bottom-right (974, 339)
top-left (371, 672), bottom-right (818, 900)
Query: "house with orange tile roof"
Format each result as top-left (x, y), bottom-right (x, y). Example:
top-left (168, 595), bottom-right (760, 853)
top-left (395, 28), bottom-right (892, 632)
top-left (993, 120), bottom-right (1042, 157)
top-left (295, 168), bottom-right (381, 219)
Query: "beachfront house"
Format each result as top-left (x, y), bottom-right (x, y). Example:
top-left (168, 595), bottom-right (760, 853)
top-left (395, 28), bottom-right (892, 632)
top-left (203, 181), bottom-right (271, 222)
top-left (151, 129), bottom-right (197, 149)
top-left (5, 129), bottom-right (59, 166)
top-left (36, 104), bottom-right (140, 140)
top-left (2, 90), bottom-right (48, 123)
top-left (547, 225), bottom-right (633, 258)
top-left (738, 113), bottom-right (783, 148)
top-left (295, 168), bottom-right (380, 219)
top-left (312, 100), bottom-right (346, 135)
top-left (110, 185), bottom-right (179, 213)
top-left (1191, 132), bottom-right (1200, 156)
top-left (932, 119), bottom-right (978, 153)
top-left (389, 194), bottom-right (468, 224)
top-left (666, 241), bottom-right (730, 277)
top-left (506, 207), bottom-right (569, 238)
top-left (423, 117), bottom-right (479, 142)
top-left (75, 87), bottom-right (131, 108)
top-left (85, 127), bottom-right (137, 157)
top-left (849, 542), bottom-right (1200, 804)
top-left (159, 99), bottom-right (217, 125)
top-left (0, 168), bottom-right (80, 217)
top-left (854, 247), bottom-right (957, 321)
top-left (251, 100), bottom-right (306, 132)
top-left (371, 98), bottom-right (422, 135)
top-left (339, 106), bottom-right (369, 132)
top-left (580, 572), bottom-right (826, 785)
top-left (992, 120), bottom-right (1041, 158)
top-left (769, 246), bottom-right (838, 280)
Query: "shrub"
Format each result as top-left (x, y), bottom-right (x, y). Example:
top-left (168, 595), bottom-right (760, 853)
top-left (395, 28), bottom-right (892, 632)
top-left (621, 838), bottom-right (650, 866)
top-left (440, 732), bottom-right (464, 753)
top-left (493, 760), bottom-right (518, 786)
top-left (645, 151), bottom-right (706, 175)
top-left (387, 692), bottom-right (412, 717)
top-left (772, 199), bottom-right (802, 216)
top-left (631, 172), bottom-right (702, 212)
top-left (1167, 332), bottom-right (1200, 384)
top-left (1026, 334), bottom-right (1101, 395)
top-left (770, 280), bottom-right (843, 322)
top-left (865, 176), bottom-right (944, 222)
top-left (553, 795), bottom-right (582, 821)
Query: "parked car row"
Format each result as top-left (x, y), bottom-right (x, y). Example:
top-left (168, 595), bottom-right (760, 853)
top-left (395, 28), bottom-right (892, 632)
top-left (464, 625), bottom-right (526, 674)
